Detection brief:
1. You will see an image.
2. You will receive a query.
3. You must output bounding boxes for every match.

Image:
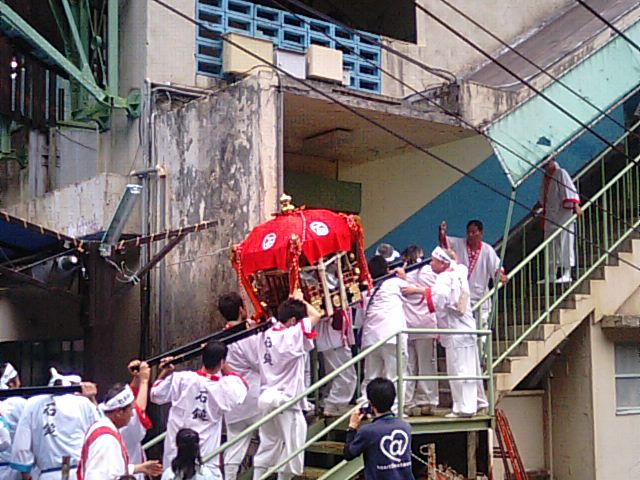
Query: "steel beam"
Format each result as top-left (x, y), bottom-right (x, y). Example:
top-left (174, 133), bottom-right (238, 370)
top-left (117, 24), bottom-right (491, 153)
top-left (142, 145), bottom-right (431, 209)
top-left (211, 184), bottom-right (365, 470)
top-left (60, 0), bottom-right (92, 76)
top-left (107, 0), bottom-right (118, 97)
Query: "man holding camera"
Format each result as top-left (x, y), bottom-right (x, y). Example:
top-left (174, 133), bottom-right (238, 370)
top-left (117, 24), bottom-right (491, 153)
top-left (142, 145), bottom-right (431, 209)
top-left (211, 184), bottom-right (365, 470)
top-left (343, 378), bottom-right (415, 479)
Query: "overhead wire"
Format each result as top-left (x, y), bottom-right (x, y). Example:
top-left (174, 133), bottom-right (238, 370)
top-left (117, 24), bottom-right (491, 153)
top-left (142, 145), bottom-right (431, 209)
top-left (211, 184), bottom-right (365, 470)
top-left (433, 0), bottom-right (639, 141)
top-left (575, 0), bottom-right (640, 54)
top-left (274, 0), bottom-right (640, 241)
top-left (149, 0), bottom-right (640, 274)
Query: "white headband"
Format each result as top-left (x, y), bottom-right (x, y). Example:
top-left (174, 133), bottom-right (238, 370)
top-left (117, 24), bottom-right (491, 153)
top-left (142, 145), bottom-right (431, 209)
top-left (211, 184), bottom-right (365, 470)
top-left (431, 246), bottom-right (454, 264)
top-left (0, 363), bottom-right (17, 390)
top-left (48, 367), bottom-right (82, 387)
top-left (99, 385), bottom-right (135, 412)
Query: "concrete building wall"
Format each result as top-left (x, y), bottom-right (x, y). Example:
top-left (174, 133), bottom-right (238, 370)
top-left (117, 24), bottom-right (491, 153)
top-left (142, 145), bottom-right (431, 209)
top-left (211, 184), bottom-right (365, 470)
top-left (415, 0), bottom-right (574, 77)
top-left (5, 173), bottom-right (136, 237)
top-left (590, 321), bottom-right (640, 479)
top-left (549, 319), bottom-right (596, 480)
top-left (494, 392), bottom-right (546, 478)
top-left (339, 134), bottom-right (492, 248)
top-left (152, 70), bottom-right (280, 352)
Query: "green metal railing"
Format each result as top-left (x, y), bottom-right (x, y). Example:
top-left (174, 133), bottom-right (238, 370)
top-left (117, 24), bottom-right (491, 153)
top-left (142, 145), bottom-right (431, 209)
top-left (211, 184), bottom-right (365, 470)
top-left (143, 327), bottom-right (492, 479)
top-left (474, 140), bottom-right (640, 369)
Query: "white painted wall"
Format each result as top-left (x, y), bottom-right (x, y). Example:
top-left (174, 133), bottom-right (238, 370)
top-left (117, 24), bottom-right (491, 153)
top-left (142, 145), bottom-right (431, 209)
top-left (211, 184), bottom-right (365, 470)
top-left (338, 134), bottom-right (492, 247)
top-left (591, 321), bottom-right (640, 479)
top-left (494, 392), bottom-right (546, 479)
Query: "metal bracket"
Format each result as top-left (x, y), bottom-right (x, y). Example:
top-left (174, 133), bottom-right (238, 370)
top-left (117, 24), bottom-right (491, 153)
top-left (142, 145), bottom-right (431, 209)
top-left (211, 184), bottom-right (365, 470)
top-left (0, 118), bottom-right (27, 168)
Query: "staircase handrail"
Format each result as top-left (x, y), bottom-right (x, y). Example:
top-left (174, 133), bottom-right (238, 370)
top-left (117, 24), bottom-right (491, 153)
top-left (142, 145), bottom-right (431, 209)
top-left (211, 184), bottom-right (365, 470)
top-left (142, 327), bottom-right (492, 478)
top-left (475, 150), bottom-right (640, 368)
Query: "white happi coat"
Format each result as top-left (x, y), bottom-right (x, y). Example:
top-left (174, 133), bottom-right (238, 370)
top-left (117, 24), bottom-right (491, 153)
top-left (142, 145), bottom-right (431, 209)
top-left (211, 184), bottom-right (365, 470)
top-left (403, 265), bottom-right (438, 338)
top-left (11, 394), bottom-right (100, 478)
top-left (150, 370), bottom-right (247, 471)
top-left (78, 416), bottom-right (132, 480)
top-left (120, 403), bottom-right (151, 480)
top-left (360, 277), bottom-right (409, 347)
top-left (539, 165), bottom-right (580, 268)
top-left (0, 397), bottom-right (26, 479)
top-left (256, 317), bottom-right (316, 406)
top-left (224, 337), bottom-right (261, 425)
top-left (446, 237), bottom-right (501, 304)
top-left (426, 264), bottom-right (476, 348)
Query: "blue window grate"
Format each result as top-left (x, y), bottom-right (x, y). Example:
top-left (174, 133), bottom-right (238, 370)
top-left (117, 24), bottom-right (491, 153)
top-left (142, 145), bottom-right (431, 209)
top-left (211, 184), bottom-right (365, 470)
top-left (195, 0), bottom-right (382, 93)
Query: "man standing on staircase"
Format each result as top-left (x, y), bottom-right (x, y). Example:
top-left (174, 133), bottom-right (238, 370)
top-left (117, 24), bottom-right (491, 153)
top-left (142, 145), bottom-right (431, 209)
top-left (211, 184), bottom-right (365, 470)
top-left (404, 247), bottom-right (488, 418)
top-left (439, 219), bottom-right (507, 335)
top-left (535, 156), bottom-right (582, 283)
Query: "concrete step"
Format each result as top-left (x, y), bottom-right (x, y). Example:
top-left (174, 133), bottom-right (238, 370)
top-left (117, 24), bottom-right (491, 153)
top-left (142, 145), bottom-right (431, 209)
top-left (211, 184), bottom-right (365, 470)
top-left (306, 440), bottom-right (345, 456)
top-left (495, 308), bottom-right (560, 326)
top-left (294, 467), bottom-right (329, 480)
top-left (492, 323), bottom-right (554, 342)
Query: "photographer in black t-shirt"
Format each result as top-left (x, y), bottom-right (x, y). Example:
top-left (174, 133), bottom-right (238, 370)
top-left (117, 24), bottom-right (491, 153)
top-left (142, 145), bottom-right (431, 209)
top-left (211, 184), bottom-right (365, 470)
top-left (343, 378), bottom-right (415, 479)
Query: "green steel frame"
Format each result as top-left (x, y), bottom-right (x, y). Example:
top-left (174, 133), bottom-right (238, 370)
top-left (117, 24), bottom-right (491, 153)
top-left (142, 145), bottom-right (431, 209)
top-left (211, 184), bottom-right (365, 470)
top-left (0, 0), bottom-right (140, 130)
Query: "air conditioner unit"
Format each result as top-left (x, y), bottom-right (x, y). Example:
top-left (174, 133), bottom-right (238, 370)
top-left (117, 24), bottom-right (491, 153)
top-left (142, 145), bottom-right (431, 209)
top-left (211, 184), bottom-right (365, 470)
top-left (275, 50), bottom-right (306, 79)
top-left (306, 45), bottom-right (343, 83)
top-left (222, 32), bottom-right (274, 75)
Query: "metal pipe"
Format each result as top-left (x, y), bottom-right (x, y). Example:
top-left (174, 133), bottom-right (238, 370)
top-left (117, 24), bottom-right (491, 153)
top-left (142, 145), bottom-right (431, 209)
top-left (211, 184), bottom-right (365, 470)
top-left (158, 166), bottom-right (167, 352)
top-left (396, 339), bottom-right (405, 416)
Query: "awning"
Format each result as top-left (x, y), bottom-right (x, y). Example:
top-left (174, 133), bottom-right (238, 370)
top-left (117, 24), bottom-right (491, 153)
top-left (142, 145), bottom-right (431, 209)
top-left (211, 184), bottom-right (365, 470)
top-left (0, 211), bottom-right (85, 260)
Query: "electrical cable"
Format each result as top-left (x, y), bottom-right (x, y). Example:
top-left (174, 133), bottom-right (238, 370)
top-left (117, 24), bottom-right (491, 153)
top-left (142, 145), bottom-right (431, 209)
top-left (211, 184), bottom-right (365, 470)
top-left (411, 0), bottom-right (640, 172)
top-left (263, 0), bottom-right (456, 83)
top-left (575, 0), bottom-right (640, 54)
top-left (150, 0), bottom-right (640, 274)
top-left (274, 0), bottom-right (640, 241)
top-left (434, 0), bottom-right (640, 141)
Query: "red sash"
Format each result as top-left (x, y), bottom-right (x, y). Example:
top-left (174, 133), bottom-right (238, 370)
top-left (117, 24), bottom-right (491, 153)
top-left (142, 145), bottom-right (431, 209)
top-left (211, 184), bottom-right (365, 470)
top-left (77, 425), bottom-right (129, 480)
top-left (466, 242), bottom-right (482, 279)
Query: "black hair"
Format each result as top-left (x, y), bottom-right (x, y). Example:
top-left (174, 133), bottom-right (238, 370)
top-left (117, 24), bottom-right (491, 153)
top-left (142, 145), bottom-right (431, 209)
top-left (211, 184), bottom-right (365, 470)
top-left (103, 382), bottom-right (129, 410)
top-left (171, 428), bottom-right (202, 479)
top-left (202, 340), bottom-right (227, 370)
top-left (368, 255), bottom-right (388, 279)
top-left (401, 245), bottom-right (423, 266)
top-left (276, 299), bottom-right (307, 324)
top-left (466, 219), bottom-right (484, 232)
top-left (366, 378), bottom-right (395, 413)
top-left (217, 292), bottom-right (244, 322)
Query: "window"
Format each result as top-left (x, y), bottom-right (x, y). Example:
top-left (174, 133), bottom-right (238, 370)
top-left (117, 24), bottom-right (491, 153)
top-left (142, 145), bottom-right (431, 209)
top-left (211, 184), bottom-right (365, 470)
top-left (614, 343), bottom-right (640, 415)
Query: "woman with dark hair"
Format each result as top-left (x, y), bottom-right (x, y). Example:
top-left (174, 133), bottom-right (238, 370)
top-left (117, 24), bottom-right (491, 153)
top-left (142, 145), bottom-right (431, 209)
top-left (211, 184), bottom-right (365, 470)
top-left (161, 429), bottom-right (215, 480)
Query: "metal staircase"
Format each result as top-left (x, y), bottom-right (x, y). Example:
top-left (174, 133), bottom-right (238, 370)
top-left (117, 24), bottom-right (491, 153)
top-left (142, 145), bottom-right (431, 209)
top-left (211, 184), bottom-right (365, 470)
top-left (142, 122), bottom-right (640, 479)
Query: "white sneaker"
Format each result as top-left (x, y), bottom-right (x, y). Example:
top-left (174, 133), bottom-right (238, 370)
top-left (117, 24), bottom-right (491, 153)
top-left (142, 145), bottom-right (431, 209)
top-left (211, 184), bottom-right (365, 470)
top-left (445, 411), bottom-right (473, 418)
top-left (555, 271), bottom-right (572, 283)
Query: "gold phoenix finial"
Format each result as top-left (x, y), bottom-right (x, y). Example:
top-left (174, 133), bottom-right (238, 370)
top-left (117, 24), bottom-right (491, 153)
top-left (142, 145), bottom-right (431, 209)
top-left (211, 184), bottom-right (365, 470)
top-left (280, 193), bottom-right (296, 213)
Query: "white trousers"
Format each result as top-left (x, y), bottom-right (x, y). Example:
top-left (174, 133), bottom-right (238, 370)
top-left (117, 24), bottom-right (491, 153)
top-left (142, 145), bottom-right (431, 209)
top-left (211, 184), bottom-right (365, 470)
top-left (224, 415), bottom-right (260, 480)
top-left (445, 343), bottom-right (488, 416)
top-left (0, 466), bottom-right (22, 480)
top-left (321, 347), bottom-right (357, 411)
top-left (361, 343), bottom-right (400, 394)
top-left (404, 338), bottom-right (439, 408)
top-left (545, 219), bottom-right (576, 270)
top-left (252, 409), bottom-right (307, 479)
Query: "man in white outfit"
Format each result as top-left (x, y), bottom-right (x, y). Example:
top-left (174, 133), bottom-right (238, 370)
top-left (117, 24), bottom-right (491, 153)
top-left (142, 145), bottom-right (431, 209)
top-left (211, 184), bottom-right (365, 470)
top-left (439, 220), bottom-right (507, 333)
top-left (358, 255), bottom-right (409, 398)
top-left (536, 157), bottom-right (582, 283)
top-left (10, 369), bottom-right (100, 480)
top-left (0, 363), bottom-right (25, 480)
top-left (316, 310), bottom-right (357, 417)
top-left (416, 247), bottom-right (488, 418)
top-left (151, 340), bottom-right (248, 480)
top-left (77, 384), bottom-right (162, 480)
top-left (399, 245), bottom-right (439, 416)
top-left (252, 291), bottom-right (321, 480)
top-left (217, 292), bottom-right (262, 480)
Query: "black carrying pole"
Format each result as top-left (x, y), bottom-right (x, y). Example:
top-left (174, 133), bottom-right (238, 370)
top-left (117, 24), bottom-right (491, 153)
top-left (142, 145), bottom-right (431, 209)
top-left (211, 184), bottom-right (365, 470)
top-left (372, 257), bottom-right (431, 285)
top-left (145, 321), bottom-right (272, 368)
top-left (0, 385), bottom-right (82, 399)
